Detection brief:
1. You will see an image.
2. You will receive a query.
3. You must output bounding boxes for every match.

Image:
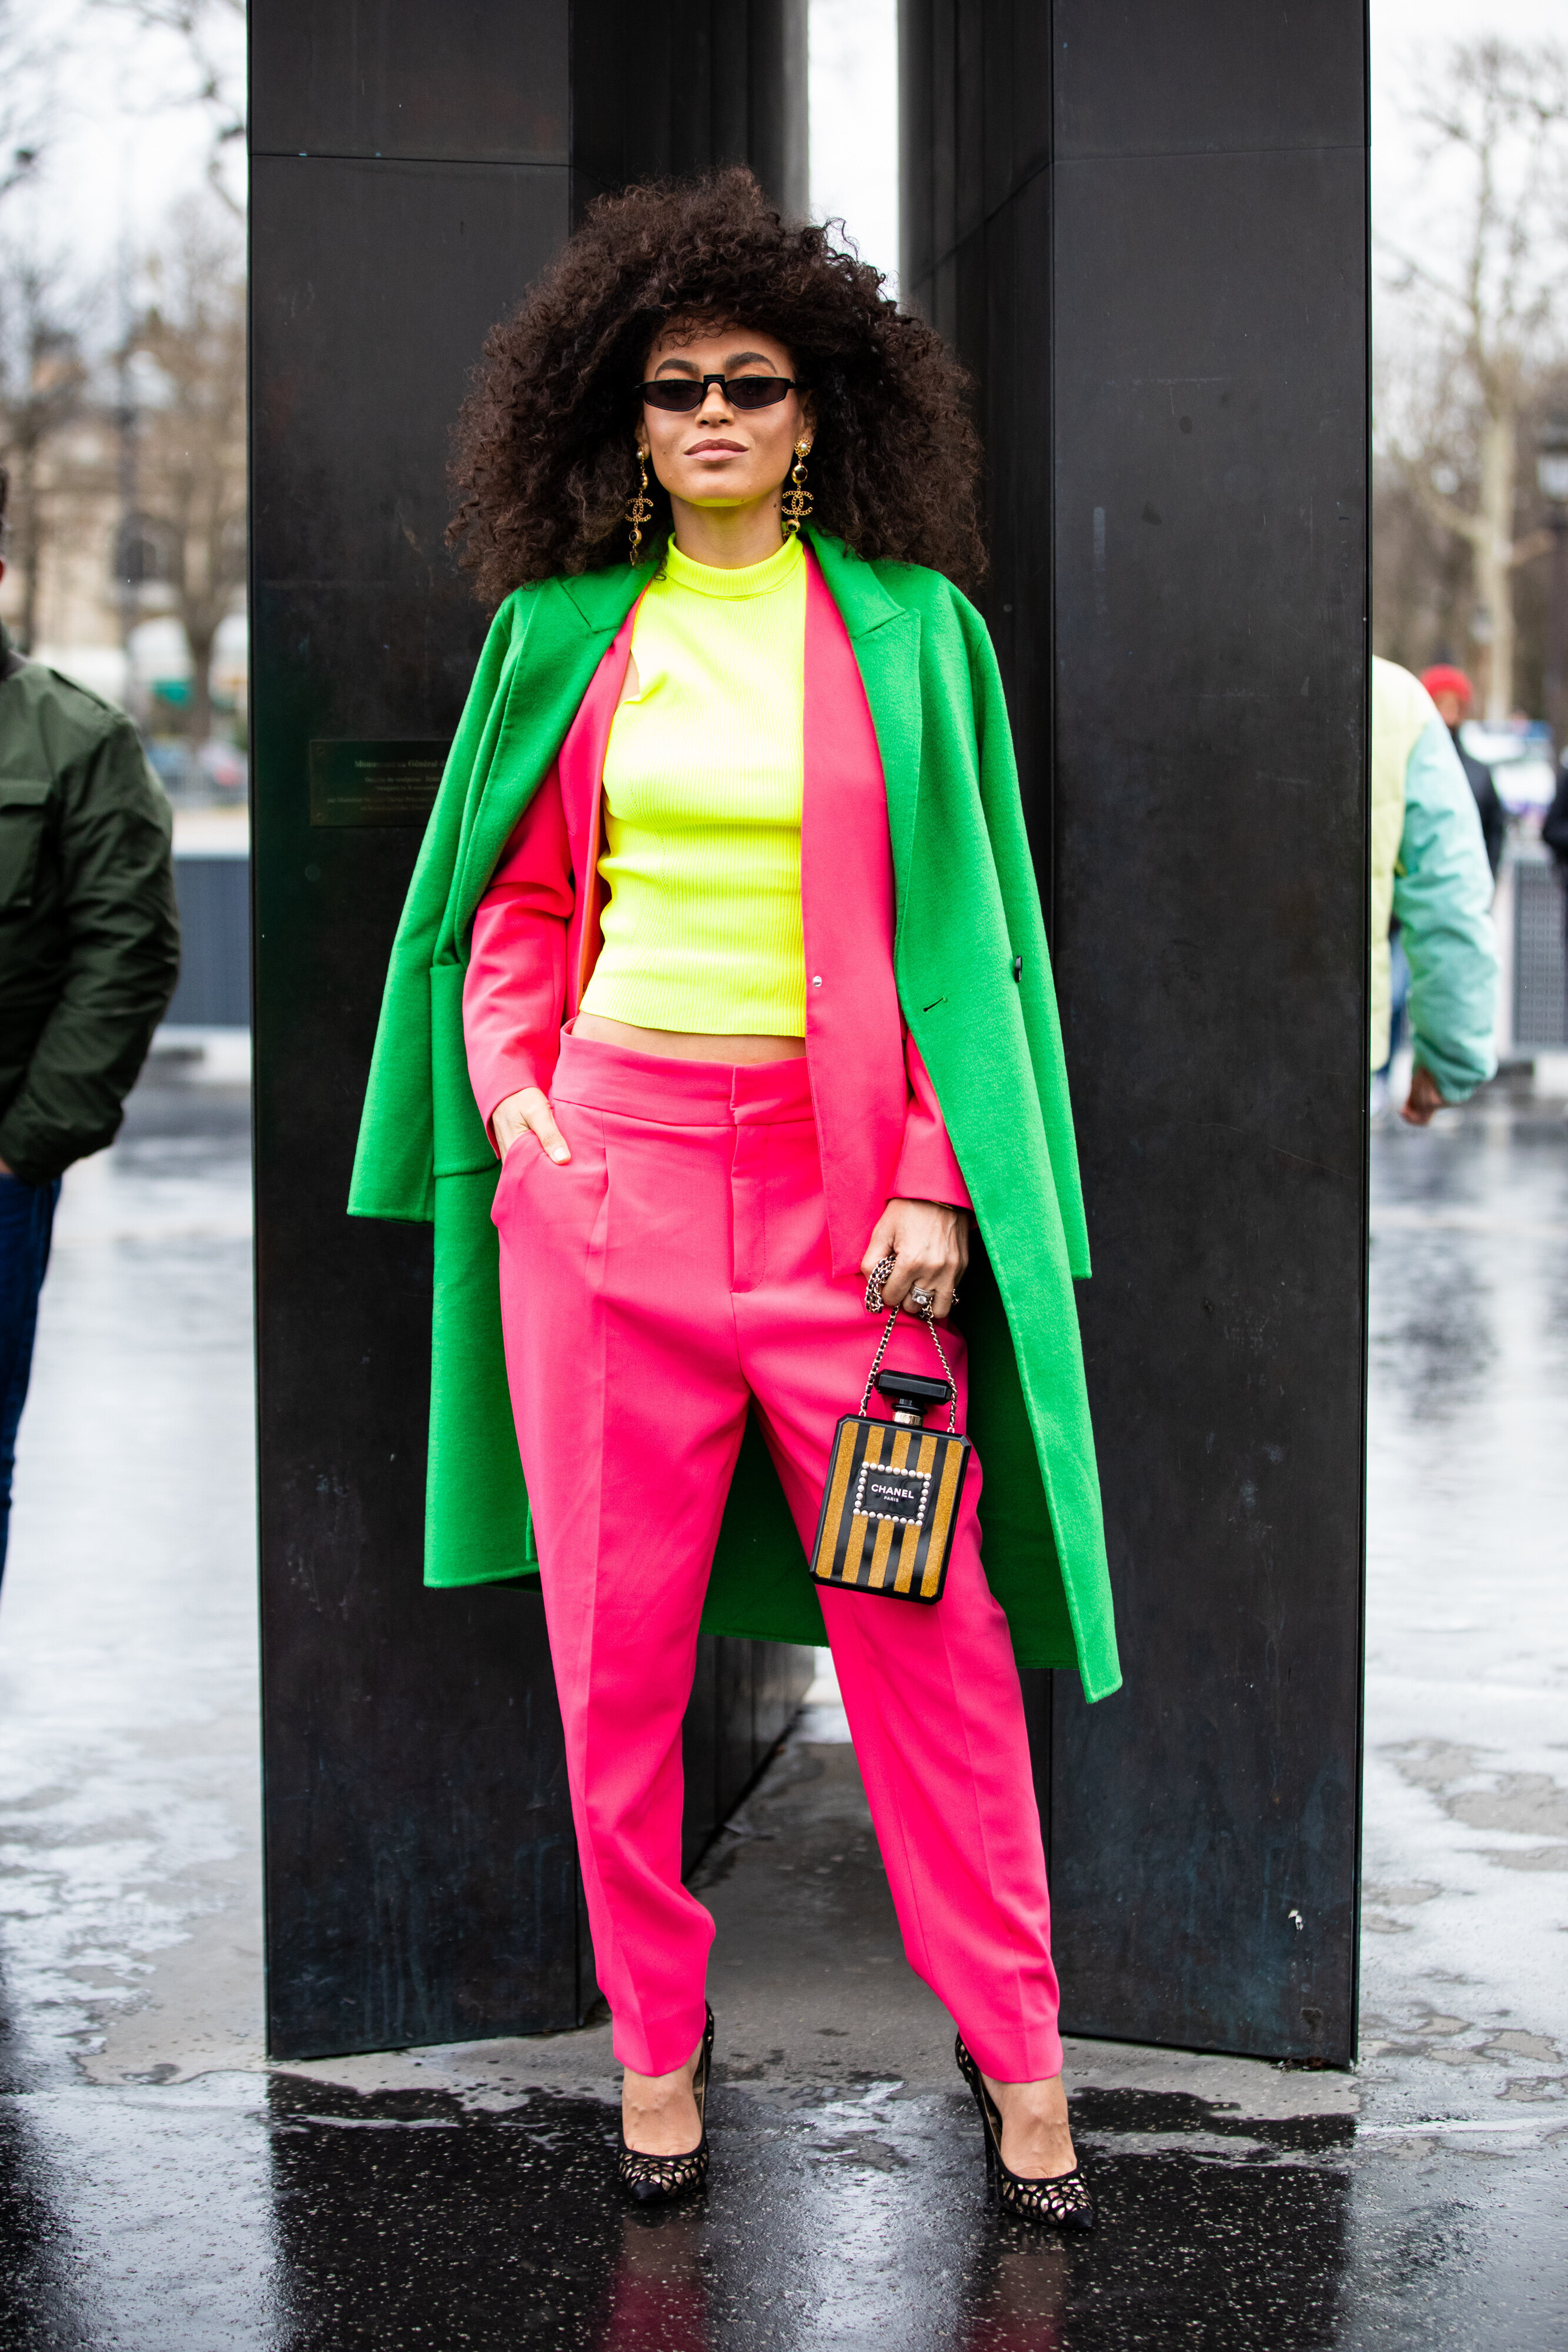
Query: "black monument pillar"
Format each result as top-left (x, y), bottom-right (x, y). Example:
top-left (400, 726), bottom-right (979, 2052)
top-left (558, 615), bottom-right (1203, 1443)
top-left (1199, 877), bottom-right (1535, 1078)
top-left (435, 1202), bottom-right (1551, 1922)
top-left (250, 0), bottom-right (808, 2062)
top-left (902, 1), bottom-right (1371, 2063)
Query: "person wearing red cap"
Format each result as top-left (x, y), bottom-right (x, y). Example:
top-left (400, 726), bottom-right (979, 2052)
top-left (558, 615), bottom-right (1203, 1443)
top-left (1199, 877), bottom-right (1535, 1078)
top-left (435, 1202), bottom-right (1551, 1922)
top-left (1420, 664), bottom-right (1505, 876)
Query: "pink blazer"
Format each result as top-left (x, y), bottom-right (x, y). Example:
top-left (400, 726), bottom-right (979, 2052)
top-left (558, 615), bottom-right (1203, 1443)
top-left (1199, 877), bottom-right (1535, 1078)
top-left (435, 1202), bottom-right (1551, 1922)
top-left (462, 550), bottom-right (970, 1276)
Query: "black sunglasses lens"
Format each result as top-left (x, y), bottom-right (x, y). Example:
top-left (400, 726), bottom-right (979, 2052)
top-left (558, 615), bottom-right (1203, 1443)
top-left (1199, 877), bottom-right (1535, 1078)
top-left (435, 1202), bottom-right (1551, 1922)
top-left (639, 376), bottom-right (794, 411)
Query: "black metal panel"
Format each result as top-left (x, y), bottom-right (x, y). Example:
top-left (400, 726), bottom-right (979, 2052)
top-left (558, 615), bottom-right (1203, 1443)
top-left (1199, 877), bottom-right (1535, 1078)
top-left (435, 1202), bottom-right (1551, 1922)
top-left (572, 0), bottom-right (807, 220)
top-left (251, 151), bottom-right (576, 2060)
top-left (251, 3), bottom-right (811, 2059)
top-left (166, 857), bottom-right (250, 1027)
top-left (1052, 1), bottom-right (1365, 161)
top-left (250, 0), bottom-right (569, 162)
top-left (754, 1628), bottom-right (808, 1760)
top-left (901, 0), bottom-right (1369, 2063)
top-left (681, 1631), bottom-right (815, 1877)
top-left (900, 0), bottom-right (1054, 885)
top-left (1051, 129), bottom-right (1370, 2064)
top-left (715, 1636), bottom-right (756, 1825)
top-left (249, 0), bottom-right (805, 205)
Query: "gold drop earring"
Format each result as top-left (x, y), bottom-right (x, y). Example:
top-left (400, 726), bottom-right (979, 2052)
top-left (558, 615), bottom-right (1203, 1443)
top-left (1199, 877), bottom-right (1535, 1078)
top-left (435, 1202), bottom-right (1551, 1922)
top-left (782, 439), bottom-right (814, 534)
top-left (626, 446), bottom-right (654, 563)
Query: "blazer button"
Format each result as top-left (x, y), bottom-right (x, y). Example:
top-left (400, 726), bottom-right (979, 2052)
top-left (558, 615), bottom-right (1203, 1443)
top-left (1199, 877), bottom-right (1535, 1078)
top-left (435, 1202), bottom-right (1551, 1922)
top-left (811, 975), bottom-right (823, 988)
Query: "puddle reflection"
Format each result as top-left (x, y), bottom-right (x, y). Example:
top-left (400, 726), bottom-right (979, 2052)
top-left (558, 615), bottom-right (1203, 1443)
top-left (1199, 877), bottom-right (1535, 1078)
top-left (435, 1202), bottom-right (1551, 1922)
top-left (265, 2072), bottom-right (626, 2345)
top-left (955, 2231), bottom-right (1071, 2350)
top-left (258, 2076), bottom-right (1362, 2351)
top-left (0, 2057), bottom-right (1547, 2349)
top-left (591, 2207), bottom-right (711, 2350)
top-left (953, 2092), bottom-right (1355, 2352)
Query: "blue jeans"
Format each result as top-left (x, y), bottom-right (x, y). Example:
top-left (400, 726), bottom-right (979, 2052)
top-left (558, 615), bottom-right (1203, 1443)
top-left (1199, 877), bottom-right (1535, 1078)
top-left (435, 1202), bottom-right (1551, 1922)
top-left (0, 1172), bottom-right (59, 1583)
top-left (1376, 927), bottom-right (1412, 1079)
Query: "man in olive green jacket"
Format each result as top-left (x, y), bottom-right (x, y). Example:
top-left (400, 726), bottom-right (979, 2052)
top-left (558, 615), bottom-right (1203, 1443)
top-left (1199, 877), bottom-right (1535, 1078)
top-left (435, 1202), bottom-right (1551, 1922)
top-left (0, 476), bottom-right (181, 1577)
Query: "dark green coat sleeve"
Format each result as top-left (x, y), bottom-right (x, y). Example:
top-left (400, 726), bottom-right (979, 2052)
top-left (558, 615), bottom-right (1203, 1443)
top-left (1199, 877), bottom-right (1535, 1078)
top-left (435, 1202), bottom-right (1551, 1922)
top-left (0, 717), bottom-right (180, 1185)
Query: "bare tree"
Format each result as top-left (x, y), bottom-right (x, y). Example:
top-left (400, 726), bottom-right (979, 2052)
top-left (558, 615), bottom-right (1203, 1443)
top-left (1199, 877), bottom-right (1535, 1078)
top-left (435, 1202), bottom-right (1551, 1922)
top-left (90, 0), bottom-right (245, 215)
top-left (0, 250), bottom-right (89, 650)
top-left (130, 199), bottom-right (245, 749)
top-left (0, 1), bottom-right (54, 208)
top-left (1373, 453), bottom-right (1472, 673)
top-left (1379, 40), bottom-right (1568, 717)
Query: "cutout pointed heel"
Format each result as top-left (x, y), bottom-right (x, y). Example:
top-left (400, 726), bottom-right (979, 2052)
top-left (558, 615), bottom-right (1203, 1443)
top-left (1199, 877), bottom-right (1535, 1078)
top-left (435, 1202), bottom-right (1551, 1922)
top-left (955, 2035), bottom-right (1096, 2231)
top-left (618, 2005), bottom-right (714, 2203)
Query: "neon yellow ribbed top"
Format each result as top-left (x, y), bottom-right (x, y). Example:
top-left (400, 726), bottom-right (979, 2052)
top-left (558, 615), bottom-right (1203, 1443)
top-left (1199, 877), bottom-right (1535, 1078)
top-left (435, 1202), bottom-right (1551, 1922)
top-left (581, 531), bottom-right (808, 1035)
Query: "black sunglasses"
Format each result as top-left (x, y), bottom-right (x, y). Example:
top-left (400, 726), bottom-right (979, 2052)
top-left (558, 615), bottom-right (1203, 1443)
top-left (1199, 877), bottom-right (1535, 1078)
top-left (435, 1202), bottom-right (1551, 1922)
top-left (638, 372), bottom-right (803, 413)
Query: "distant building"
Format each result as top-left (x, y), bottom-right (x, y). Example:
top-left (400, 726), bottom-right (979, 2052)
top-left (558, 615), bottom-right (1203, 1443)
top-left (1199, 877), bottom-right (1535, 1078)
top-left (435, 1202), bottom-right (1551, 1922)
top-left (1, 371), bottom-right (246, 736)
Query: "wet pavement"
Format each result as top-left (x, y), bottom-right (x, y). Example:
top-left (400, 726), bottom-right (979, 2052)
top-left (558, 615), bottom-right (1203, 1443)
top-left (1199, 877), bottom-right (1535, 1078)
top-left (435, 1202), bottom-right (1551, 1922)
top-left (0, 1045), bottom-right (1564, 2347)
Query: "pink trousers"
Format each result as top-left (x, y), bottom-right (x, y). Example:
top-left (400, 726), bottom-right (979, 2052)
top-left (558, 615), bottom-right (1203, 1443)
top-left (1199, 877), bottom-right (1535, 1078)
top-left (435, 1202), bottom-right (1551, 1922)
top-left (493, 1031), bottom-right (1062, 2081)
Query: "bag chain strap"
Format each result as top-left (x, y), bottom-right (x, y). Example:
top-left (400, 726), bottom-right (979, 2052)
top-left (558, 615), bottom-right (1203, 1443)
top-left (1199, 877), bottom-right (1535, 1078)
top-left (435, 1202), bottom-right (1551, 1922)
top-left (860, 1254), bottom-right (958, 1434)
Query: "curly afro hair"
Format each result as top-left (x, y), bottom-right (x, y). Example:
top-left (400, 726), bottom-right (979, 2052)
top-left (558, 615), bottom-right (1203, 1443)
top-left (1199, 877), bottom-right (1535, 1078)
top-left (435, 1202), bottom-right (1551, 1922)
top-left (447, 168), bottom-right (986, 604)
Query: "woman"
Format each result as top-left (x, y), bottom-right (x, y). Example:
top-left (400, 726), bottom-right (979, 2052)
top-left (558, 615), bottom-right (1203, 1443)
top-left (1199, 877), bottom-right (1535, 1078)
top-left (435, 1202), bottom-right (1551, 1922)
top-left (350, 170), bottom-right (1120, 2224)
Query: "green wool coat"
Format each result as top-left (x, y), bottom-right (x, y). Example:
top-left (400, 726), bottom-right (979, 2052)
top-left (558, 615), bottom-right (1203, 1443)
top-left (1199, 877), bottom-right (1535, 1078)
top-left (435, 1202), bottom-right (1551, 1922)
top-left (349, 529), bottom-right (1121, 1703)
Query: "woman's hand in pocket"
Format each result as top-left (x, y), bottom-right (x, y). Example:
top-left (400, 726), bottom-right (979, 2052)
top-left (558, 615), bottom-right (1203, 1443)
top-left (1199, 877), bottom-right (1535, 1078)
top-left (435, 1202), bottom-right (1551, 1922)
top-left (493, 1087), bottom-right (571, 1166)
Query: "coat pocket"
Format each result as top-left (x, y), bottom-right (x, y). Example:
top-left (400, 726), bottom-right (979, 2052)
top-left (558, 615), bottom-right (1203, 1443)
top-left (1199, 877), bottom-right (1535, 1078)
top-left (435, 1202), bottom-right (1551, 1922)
top-left (0, 779), bottom-right (52, 914)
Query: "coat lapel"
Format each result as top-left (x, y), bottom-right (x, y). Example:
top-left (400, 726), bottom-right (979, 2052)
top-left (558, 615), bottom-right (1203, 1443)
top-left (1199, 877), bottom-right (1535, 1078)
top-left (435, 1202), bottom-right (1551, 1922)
top-left (452, 563), bottom-right (651, 938)
top-left (808, 530), bottom-right (923, 921)
top-left (556, 563), bottom-right (654, 636)
top-left (450, 540), bottom-right (918, 958)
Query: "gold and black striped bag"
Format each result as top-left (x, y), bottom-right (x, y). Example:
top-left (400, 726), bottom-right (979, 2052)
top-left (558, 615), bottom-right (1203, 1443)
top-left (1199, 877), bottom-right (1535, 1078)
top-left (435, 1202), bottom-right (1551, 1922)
top-left (808, 1258), bottom-right (972, 1607)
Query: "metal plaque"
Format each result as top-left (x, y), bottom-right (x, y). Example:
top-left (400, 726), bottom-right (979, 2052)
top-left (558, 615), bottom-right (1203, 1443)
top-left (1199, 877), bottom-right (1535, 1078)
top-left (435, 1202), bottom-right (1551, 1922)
top-left (307, 740), bottom-right (450, 828)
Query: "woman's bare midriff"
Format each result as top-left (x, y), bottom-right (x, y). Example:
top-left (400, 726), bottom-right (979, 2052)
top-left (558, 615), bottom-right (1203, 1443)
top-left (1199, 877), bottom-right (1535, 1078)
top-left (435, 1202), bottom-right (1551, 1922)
top-left (573, 1011), bottom-right (805, 1064)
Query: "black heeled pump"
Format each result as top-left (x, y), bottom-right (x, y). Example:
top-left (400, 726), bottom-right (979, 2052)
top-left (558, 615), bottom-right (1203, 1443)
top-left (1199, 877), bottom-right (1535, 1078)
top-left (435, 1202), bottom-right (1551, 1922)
top-left (955, 2036), bottom-right (1096, 2231)
top-left (618, 2005), bottom-right (715, 2203)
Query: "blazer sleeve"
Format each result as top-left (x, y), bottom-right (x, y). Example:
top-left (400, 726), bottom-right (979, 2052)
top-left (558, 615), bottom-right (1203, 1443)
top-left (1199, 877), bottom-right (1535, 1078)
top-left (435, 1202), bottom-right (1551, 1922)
top-left (892, 1034), bottom-right (972, 1208)
top-left (462, 763), bottom-right (575, 1150)
top-left (349, 593), bottom-right (526, 1220)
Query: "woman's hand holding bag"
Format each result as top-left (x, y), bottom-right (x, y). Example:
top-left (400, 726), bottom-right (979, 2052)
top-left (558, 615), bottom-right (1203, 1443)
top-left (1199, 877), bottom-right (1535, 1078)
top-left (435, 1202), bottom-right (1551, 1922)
top-left (859, 1198), bottom-right (968, 1321)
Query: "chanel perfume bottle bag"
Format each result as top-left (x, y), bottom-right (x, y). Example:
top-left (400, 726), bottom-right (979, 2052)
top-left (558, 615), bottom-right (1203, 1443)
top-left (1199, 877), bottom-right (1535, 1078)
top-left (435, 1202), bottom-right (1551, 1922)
top-left (809, 1295), bottom-right (971, 1606)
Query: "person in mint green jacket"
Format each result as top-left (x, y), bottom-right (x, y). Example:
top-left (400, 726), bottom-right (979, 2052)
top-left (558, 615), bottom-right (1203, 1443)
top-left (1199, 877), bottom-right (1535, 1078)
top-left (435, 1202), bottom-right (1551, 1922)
top-left (1370, 656), bottom-right (1497, 1125)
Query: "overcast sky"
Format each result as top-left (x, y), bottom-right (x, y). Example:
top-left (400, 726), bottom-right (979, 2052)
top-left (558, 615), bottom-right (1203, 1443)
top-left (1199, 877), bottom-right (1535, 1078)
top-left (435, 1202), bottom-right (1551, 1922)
top-left (5, 5), bottom-right (241, 303)
top-left (9, 0), bottom-right (1565, 316)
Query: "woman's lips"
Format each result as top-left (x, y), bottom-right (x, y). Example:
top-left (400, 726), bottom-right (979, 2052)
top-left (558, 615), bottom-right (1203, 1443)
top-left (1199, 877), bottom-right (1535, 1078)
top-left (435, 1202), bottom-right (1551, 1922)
top-left (687, 439), bottom-right (746, 455)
